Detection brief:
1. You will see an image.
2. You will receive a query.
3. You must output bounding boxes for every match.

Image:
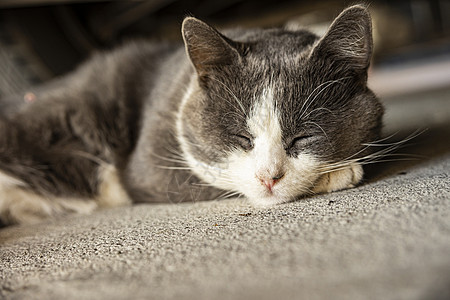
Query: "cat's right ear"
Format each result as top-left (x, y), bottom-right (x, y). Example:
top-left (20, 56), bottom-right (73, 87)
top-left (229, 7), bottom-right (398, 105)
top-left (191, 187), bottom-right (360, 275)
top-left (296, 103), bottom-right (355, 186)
top-left (182, 17), bottom-right (240, 84)
top-left (309, 5), bottom-right (373, 72)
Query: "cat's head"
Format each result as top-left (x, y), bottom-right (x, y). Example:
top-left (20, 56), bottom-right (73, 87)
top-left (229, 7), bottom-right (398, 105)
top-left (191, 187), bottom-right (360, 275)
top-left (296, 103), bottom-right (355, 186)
top-left (176, 5), bottom-right (383, 206)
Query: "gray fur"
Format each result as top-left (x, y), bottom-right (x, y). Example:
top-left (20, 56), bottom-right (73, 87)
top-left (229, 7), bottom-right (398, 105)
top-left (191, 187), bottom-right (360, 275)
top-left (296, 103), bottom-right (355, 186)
top-left (0, 5), bottom-right (382, 224)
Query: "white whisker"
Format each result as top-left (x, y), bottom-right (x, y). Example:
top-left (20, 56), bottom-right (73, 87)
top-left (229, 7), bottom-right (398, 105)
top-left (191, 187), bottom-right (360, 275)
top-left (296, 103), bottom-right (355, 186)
top-left (303, 120), bottom-right (330, 142)
top-left (217, 190), bottom-right (241, 200)
top-left (150, 152), bottom-right (188, 165)
top-left (317, 130), bottom-right (424, 174)
top-left (155, 165), bottom-right (193, 170)
top-left (299, 77), bottom-right (349, 120)
top-left (209, 77), bottom-right (246, 114)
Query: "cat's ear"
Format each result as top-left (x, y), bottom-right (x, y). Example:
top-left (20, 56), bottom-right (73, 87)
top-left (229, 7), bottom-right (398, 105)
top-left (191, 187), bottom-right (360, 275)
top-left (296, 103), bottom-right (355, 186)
top-left (182, 17), bottom-right (240, 81)
top-left (310, 5), bottom-right (373, 71)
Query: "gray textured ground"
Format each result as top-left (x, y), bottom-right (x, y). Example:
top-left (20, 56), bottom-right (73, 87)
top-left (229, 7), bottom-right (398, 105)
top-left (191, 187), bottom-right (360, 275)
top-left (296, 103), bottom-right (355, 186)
top-left (1, 88), bottom-right (450, 300)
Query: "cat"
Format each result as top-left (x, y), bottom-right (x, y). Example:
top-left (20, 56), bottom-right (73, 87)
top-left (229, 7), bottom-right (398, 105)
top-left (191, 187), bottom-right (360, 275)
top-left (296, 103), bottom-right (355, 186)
top-left (0, 5), bottom-right (383, 225)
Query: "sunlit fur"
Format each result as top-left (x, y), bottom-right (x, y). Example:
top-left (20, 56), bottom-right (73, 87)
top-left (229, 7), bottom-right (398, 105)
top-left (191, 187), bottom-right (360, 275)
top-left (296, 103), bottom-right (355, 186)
top-left (0, 165), bottom-right (131, 224)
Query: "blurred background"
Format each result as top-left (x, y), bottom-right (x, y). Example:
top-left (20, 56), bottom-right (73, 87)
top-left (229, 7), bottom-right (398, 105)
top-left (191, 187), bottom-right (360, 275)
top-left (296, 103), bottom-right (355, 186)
top-left (0, 0), bottom-right (449, 100)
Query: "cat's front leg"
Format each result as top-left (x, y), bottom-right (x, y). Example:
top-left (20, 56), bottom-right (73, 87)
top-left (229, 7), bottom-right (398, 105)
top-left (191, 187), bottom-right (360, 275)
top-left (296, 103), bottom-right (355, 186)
top-left (313, 163), bottom-right (363, 194)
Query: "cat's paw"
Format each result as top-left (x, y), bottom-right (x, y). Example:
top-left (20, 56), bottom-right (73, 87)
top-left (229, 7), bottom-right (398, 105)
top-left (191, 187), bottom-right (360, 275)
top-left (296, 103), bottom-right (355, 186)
top-left (313, 163), bottom-right (363, 194)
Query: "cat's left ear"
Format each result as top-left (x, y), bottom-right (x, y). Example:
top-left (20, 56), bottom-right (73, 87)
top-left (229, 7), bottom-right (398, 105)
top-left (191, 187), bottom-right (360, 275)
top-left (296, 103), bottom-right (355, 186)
top-left (182, 17), bottom-right (241, 82)
top-left (310, 5), bottom-right (373, 71)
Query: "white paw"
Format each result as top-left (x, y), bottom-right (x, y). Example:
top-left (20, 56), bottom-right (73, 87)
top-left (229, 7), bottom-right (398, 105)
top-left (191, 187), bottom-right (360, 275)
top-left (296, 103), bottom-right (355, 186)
top-left (313, 163), bottom-right (363, 194)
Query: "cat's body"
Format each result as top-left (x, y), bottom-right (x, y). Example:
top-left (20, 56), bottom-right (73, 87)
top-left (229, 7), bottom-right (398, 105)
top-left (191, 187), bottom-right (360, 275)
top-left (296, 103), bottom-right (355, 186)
top-left (0, 5), bottom-right (383, 225)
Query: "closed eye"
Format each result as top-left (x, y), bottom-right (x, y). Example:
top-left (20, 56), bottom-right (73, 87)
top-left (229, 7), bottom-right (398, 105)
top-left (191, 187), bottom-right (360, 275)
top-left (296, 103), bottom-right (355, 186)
top-left (233, 134), bottom-right (253, 151)
top-left (288, 135), bottom-right (313, 149)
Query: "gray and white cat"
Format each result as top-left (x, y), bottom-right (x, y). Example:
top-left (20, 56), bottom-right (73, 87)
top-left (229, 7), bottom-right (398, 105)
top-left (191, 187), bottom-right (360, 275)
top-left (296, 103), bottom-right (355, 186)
top-left (0, 5), bottom-right (382, 225)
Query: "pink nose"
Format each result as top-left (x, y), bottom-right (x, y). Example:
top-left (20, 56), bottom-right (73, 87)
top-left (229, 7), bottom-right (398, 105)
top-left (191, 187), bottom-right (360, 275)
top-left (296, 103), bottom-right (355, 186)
top-left (258, 173), bottom-right (284, 191)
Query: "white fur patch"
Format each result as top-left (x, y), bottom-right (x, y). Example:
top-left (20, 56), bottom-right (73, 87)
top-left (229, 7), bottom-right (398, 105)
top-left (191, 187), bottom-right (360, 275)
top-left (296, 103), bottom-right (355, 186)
top-left (0, 165), bottom-right (131, 224)
top-left (0, 181), bottom-right (98, 225)
top-left (313, 163), bottom-right (363, 194)
top-left (247, 88), bottom-right (285, 177)
top-left (0, 171), bottom-right (26, 187)
top-left (96, 164), bottom-right (132, 207)
top-left (229, 87), bottom-right (322, 206)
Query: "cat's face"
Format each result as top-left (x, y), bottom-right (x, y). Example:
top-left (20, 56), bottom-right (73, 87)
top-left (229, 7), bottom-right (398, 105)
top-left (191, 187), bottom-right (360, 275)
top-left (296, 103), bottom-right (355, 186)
top-left (177, 5), bottom-right (383, 206)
